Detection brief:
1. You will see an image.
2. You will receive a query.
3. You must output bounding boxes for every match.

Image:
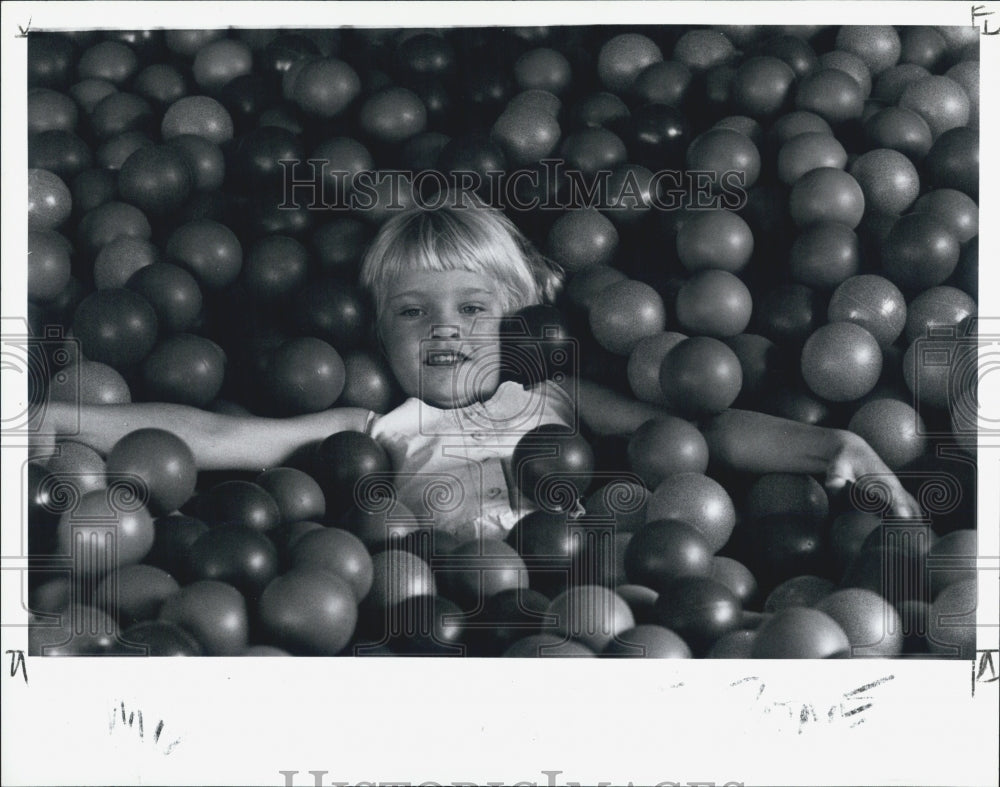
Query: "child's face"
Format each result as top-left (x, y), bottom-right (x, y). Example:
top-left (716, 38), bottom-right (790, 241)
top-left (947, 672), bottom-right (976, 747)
top-left (379, 269), bottom-right (506, 408)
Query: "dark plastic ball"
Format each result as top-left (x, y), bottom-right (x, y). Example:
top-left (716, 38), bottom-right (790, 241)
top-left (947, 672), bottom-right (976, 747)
top-left (801, 322), bottom-right (882, 401)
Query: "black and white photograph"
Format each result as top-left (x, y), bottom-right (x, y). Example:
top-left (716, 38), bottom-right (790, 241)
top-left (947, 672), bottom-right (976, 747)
top-left (2, 1), bottom-right (998, 785)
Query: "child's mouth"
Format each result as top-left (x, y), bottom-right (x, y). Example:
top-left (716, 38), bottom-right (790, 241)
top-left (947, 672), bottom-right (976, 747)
top-left (426, 350), bottom-right (470, 367)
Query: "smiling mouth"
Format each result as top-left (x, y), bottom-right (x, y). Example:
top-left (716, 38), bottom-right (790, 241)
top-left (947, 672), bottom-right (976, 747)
top-left (426, 350), bottom-right (470, 367)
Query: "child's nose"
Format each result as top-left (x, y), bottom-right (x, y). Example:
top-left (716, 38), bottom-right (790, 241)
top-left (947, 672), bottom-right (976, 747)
top-left (431, 324), bottom-right (461, 339)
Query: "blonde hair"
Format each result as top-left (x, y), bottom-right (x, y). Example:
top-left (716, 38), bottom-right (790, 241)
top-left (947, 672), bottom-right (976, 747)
top-left (359, 197), bottom-right (563, 319)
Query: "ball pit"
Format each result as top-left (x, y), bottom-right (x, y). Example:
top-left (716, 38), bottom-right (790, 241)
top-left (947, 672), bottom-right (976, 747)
top-left (23, 23), bottom-right (977, 660)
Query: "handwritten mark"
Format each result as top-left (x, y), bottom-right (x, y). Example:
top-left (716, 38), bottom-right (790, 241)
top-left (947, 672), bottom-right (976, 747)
top-left (109, 701), bottom-right (181, 755)
top-left (16, 18), bottom-right (32, 38)
top-left (729, 674), bottom-right (894, 733)
top-left (6, 650), bottom-right (27, 684)
top-left (972, 649), bottom-right (999, 696)
top-left (972, 4), bottom-right (1000, 34)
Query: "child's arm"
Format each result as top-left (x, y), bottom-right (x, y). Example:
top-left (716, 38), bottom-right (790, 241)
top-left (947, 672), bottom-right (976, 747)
top-left (576, 380), bottom-right (919, 518)
top-left (37, 400), bottom-right (372, 471)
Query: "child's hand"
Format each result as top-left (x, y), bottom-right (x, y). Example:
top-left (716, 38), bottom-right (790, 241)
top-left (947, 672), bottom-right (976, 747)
top-left (826, 431), bottom-right (920, 519)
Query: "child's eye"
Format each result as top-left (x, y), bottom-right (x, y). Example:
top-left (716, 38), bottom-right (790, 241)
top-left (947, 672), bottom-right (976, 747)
top-left (461, 304), bottom-right (487, 315)
top-left (399, 307), bottom-right (425, 318)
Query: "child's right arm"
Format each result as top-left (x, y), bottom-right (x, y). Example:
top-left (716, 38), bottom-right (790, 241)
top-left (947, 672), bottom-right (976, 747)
top-left (38, 401), bottom-right (372, 471)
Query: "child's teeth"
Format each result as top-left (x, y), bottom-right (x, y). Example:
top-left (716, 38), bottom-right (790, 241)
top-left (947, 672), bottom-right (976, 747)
top-left (429, 351), bottom-right (458, 365)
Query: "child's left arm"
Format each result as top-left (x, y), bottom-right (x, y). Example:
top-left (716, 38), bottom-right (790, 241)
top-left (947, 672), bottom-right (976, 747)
top-left (576, 380), bottom-right (919, 518)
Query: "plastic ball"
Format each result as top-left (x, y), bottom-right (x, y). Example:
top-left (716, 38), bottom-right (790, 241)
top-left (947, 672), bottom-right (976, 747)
top-left (627, 416), bottom-right (710, 488)
top-left (72, 288), bottom-right (158, 369)
top-left (765, 575), bottom-right (835, 612)
top-left (676, 210), bottom-right (753, 273)
top-left (731, 56), bottom-right (797, 118)
top-left (560, 127), bottom-right (627, 175)
top-left (603, 625), bottom-right (692, 658)
top-left (28, 168), bottom-right (72, 231)
top-left (201, 480), bottom-right (281, 533)
top-left (502, 634), bottom-right (594, 658)
top-left (829, 511), bottom-right (882, 572)
top-left (926, 579), bottom-right (976, 659)
top-left (709, 557), bottom-right (758, 606)
top-left (44, 441), bottom-right (107, 497)
top-left (598, 33), bottom-right (662, 93)
top-left (706, 629), bottom-right (757, 658)
top-left (27, 229), bottom-right (72, 303)
top-left (440, 539), bottom-right (526, 609)
top-left (514, 47), bottom-right (572, 95)
top-left (646, 473), bottom-right (736, 553)
top-left (93, 237), bottom-right (158, 290)
top-left (927, 530), bottom-right (977, 598)
top-left (313, 431), bottom-right (392, 517)
top-left (882, 213), bottom-right (961, 290)
top-left (654, 575), bottom-right (742, 654)
top-left (48, 359), bottom-right (132, 405)
top-left (801, 322), bottom-right (882, 401)
top-left (360, 87), bottom-right (427, 145)
top-left (257, 568), bottom-right (357, 655)
top-left (256, 467), bottom-right (325, 525)
top-left (912, 189), bottom-right (978, 245)
top-left (548, 584), bottom-right (634, 652)
top-left (546, 209), bottom-right (619, 273)
top-left (899, 76), bottom-right (970, 139)
top-left (770, 110), bottom-right (832, 145)
top-left (819, 50), bottom-right (872, 96)
top-left (366, 549), bottom-right (436, 611)
top-left (789, 222), bottom-right (860, 289)
top-left (55, 489), bottom-right (155, 571)
top-left (746, 473), bottom-right (829, 522)
top-left (491, 106), bottom-right (561, 167)
top-left (864, 107), bottom-right (933, 161)
top-left (659, 336), bottom-right (743, 416)
top-left (673, 29), bottom-right (737, 72)
top-left (29, 130), bottom-right (94, 181)
top-left (142, 334), bottom-right (226, 408)
top-left (166, 219), bottom-right (243, 290)
top-left (627, 331), bottom-right (686, 404)
top-left (776, 132), bottom-right (847, 186)
top-left (834, 26), bottom-right (901, 74)
top-left (513, 424), bottom-right (595, 512)
top-left (146, 514), bottom-right (209, 579)
top-left (161, 136), bottom-right (224, 194)
top-left (796, 68), bottom-right (865, 123)
top-left (106, 428), bottom-right (197, 515)
top-left (292, 58), bottom-right (361, 118)
top-left (752, 607), bottom-right (850, 658)
top-left (583, 482), bottom-right (650, 533)
top-left (77, 40), bottom-right (138, 85)
top-left (161, 96), bottom-right (234, 144)
top-left (121, 620), bottom-right (203, 656)
top-left (923, 127), bottom-right (978, 197)
top-left (946, 60), bottom-right (979, 127)
top-left (685, 128), bottom-right (761, 190)
top-left (242, 236), bottom-right (308, 302)
top-left (134, 63), bottom-right (187, 107)
top-left (186, 524), bottom-right (280, 599)
top-left (827, 275), bottom-right (907, 347)
top-left (164, 29), bottom-right (227, 58)
top-left (849, 148), bottom-right (921, 216)
top-left (589, 280), bottom-right (666, 355)
top-left (674, 270), bottom-right (753, 338)
top-left (192, 39), bottom-right (253, 92)
top-left (789, 167), bottom-right (865, 228)
top-left (904, 286), bottom-right (976, 346)
top-left (814, 588), bottom-right (903, 657)
top-left (125, 263), bottom-right (203, 335)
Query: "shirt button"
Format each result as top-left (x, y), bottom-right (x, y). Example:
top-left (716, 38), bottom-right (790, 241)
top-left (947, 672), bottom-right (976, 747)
top-left (472, 432), bottom-right (488, 441)
top-left (487, 487), bottom-right (503, 498)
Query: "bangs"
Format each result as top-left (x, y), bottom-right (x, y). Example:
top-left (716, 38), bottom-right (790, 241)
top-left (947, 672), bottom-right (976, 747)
top-left (360, 203), bottom-right (548, 317)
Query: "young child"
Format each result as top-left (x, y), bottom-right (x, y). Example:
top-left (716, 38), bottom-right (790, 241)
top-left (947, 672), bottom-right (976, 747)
top-left (41, 198), bottom-right (918, 540)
